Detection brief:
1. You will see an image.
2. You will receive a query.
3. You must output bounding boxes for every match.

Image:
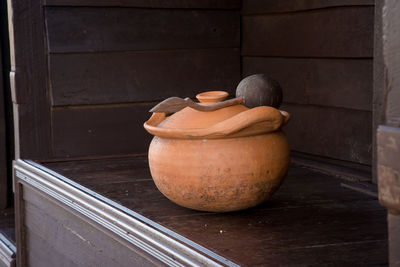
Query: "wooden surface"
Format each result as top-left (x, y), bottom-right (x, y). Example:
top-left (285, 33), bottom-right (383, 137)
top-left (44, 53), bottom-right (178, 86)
top-left (242, 3), bottom-right (374, 166)
top-left (282, 104), bottom-right (372, 165)
top-left (373, 0), bottom-right (385, 183)
top-left (242, 0), bottom-right (374, 14)
top-left (388, 213), bottom-right (400, 266)
top-left (8, 1), bottom-right (240, 159)
top-left (378, 2), bottom-right (400, 265)
top-left (43, 4), bottom-right (240, 158)
top-left (51, 104), bottom-right (153, 158)
top-left (7, 0), bottom-right (52, 160)
top-left (13, 181), bottom-right (25, 266)
top-left (381, 0), bottom-right (400, 127)
top-left (44, 0), bottom-right (241, 9)
top-left (46, 7), bottom-right (239, 53)
top-left (0, 35), bottom-right (7, 208)
top-left (11, 0), bottom-right (374, 166)
top-left (42, 156), bottom-right (388, 266)
top-left (290, 151), bottom-right (372, 182)
top-left (377, 126), bottom-right (400, 212)
top-left (22, 186), bottom-right (162, 267)
top-left (49, 49), bottom-right (239, 106)
top-left (243, 57), bottom-right (372, 111)
top-left (242, 7), bottom-right (374, 58)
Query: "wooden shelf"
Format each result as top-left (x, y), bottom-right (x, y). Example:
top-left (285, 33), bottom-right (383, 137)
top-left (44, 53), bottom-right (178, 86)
top-left (13, 156), bottom-right (386, 266)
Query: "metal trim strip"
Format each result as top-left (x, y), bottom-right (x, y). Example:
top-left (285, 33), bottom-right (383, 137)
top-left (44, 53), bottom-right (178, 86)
top-left (14, 159), bottom-right (239, 267)
top-left (0, 233), bottom-right (15, 267)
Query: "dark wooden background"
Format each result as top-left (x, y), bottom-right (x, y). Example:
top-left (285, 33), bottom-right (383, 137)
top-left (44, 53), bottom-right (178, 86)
top-left (10, 0), bottom-right (375, 167)
top-left (0, 0), bottom-right (11, 209)
top-left (0, 34), bottom-right (7, 209)
top-left (46, 1), bottom-right (241, 159)
top-left (242, 0), bottom-right (374, 165)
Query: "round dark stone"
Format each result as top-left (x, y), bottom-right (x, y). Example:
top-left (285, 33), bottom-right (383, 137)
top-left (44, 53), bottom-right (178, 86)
top-left (236, 74), bottom-right (283, 108)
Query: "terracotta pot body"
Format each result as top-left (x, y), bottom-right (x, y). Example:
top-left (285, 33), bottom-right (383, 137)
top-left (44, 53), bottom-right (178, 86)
top-left (144, 91), bottom-right (290, 212)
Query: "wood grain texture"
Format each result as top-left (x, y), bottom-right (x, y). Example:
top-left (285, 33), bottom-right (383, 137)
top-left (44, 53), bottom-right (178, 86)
top-left (388, 213), bottom-right (400, 266)
top-left (7, 0), bottom-right (52, 159)
top-left (22, 186), bottom-right (162, 266)
top-left (0, 41), bottom-right (7, 209)
top-left (243, 57), bottom-right (372, 111)
top-left (373, 0), bottom-right (385, 183)
top-left (13, 182), bottom-right (25, 266)
top-left (156, 203), bottom-right (386, 266)
top-left (64, 168), bottom-right (379, 219)
top-left (50, 49), bottom-right (240, 106)
top-left (377, 126), bottom-right (400, 212)
top-left (45, 7), bottom-right (240, 53)
top-left (15, 159), bottom-right (228, 266)
top-left (242, 6), bottom-right (374, 58)
top-left (41, 157), bottom-right (388, 266)
top-left (379, 2), bottom-right (400, 263)
top-left (51, 104), bottom-right (153, 158)
top-left (281, 104), bottom-right (372, 165)
top-left (291, 151), bottom-right (372, 182)
top-left (382, 0), bottom-right (400, 126)
top-left (43, 0), bottom-right (241, 9)
top-left (0, 0), bottom-right (12, 206)
top-left (242, 0), bottom-right (374, 14)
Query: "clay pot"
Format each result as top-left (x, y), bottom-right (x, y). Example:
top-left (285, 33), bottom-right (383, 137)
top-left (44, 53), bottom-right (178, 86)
top-left (144, 91), bottom-right (290, 212)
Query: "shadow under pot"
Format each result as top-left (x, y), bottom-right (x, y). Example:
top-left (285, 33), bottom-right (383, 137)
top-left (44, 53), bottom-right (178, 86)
top-left (144, 91), bottom-right (290, 212)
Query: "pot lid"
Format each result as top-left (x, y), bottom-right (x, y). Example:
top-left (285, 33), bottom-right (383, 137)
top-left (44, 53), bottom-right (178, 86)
top-left (144, 91), bottom-right (290, 139)
top-left (158, 91), bottom-right (248, 130)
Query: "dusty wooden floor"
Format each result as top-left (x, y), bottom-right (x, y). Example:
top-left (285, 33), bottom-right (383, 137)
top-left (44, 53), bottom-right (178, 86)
top-left (43, 156), bottom-right (388, 266)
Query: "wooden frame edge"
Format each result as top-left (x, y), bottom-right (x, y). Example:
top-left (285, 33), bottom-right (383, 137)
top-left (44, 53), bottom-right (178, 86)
top-left (13, 159), bottom-right (239, 267)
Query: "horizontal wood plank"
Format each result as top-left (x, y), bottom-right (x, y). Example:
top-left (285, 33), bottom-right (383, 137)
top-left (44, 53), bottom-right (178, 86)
top-left (243, 0), bottom-right (374, 14)
top-left (23, 186), bottom-right (160, 266)
top-left (44, 158), bottom-right (378, 218)
top-left (50, 49), bottom-right (240, 106)
top-left (46, 7), bottom-right (240, 53)
top-left (242, 6), bottom-right (374, 58)
top-left (51, 103), bottom-right (373, 163)
top-left (51, 104), bottom-right (153, 158)
top-left (243, 57), bottom-right (372, 111)
top-left (281, 104), bottom-right (372, 164)
top-left (157, 203), bottom-right (386, 266)
top-left (40, 158), bottom-right (387, 266)
top-left (44, 0), bottom-right (241, 9)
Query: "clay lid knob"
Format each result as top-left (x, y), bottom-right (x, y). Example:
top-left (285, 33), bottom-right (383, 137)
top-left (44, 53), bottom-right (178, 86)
top-left (196, 91), bottom-right (229, 104)
top-left (236, 74), bottom-right (283, 108)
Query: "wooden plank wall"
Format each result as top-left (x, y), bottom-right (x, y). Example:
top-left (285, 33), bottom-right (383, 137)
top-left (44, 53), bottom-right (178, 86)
top-left (42, 1), bottom-right (241, 159)
top-left (8, 0), bottom-right (53, 160)
top-left (12, 0), bottom-right (375, 164)
top-left (22, 186), bottom-right (161, 266)
top-left (1, 0), bottom-right (13, 209)
top-left (0, 38), bottom-right (7, 209)
top-left (242, 0), bottom-right (374, 165)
